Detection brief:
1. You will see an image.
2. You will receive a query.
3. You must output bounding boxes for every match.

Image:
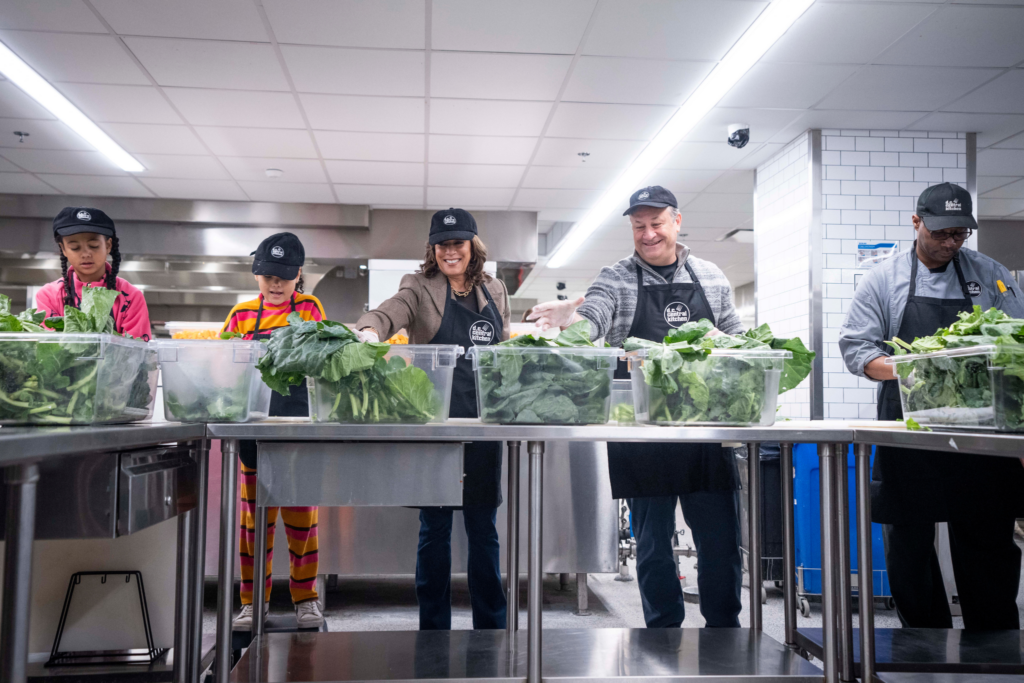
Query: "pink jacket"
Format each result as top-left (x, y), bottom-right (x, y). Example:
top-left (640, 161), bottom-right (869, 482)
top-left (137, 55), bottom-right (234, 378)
top-left (36, 266), bottom-right (152, 341)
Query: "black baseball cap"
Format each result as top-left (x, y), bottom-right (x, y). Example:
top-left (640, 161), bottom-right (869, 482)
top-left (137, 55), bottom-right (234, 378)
top-left (624, 185), bottom-right (678, 215)
top-left (429, 208), bottom-right (477, 245)
top-left (916, 182), bottom-right (978, 232)
top-left (53, 206), bottom-right (115, 238)
top-left (251, 232), bottom-right (304, 280)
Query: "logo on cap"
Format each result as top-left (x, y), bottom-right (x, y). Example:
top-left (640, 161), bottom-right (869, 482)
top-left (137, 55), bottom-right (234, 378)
top-left (271, 246), bottom-right (285, 258)
top-left (443, 215), bottom-right (457, 226)
top-left (76, 210), bottom-right (91, 222)
top-left (966, 281), bottom-right (982, 297)
top-left (945, 199), bottom-right (962, 212)
top-left (469, 321), bottom-right (494, 345)
top-left (664, 302), bottom-right (690, 328)
top-left (638, 191), bottom-right (650, 201)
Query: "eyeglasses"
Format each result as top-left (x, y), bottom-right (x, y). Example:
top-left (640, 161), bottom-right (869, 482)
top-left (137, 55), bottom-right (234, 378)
top-left (927, 228), bottom-right (973, 244)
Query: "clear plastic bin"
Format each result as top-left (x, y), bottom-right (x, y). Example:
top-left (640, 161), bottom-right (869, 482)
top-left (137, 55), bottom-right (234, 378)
top-left (155, 340), bottom-right (271, 423)
top-left (467, 346), bottom-right (623, 424)
top-left (307, 344), bottom-right (461, 423)
top-left (609, 378), bottom-right (635, 424)
top-left (887, 344), bottom-right (1024, 432)
top-left (0, 333), bottom-right (157, 425)
top-left (628, 348), bottom-right (790, 426)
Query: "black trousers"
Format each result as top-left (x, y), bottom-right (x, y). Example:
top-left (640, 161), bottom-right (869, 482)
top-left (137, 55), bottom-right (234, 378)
top-left (884, 516), bottom-right (1021, 630)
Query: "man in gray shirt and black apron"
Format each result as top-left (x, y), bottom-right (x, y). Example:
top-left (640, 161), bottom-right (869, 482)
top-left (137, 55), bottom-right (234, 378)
top-left (840, 182), bottom-right (1024, 630)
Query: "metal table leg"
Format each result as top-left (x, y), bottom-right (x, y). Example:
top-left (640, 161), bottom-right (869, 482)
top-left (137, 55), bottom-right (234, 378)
top-left (173, 509), bottom-right (194, 683)
top-left (747, 441), bottom-right (762, 631)
top-left (527, 440), bottom-right (544, 683)
top-left (215, 439), bottom-right (240, 683)
top-left (780, 443), bottom-right (797, 648)
top-left (1, 463), bottom-right (39, 683)
top-left (506, 440), bottom-right (520, 641)
top-left (818, 443), bottom-right (839, 683)
top-left (575, 573), bottom-right (590, 616)
top-left (251, 504), bottom-right (269, 639)
top-left (189, 438), bottom-right (210, 683)
top-left (855, 443), bottom-right (875, 683)
top-left (834, 444), bottom-right (854, 682)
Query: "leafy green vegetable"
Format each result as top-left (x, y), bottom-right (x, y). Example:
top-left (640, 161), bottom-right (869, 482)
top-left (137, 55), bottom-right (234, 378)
top-left (904, 417), bottom-right (931, 432)
top-left (610, 401), bottom-right (635, 423)
top-left (219, 330), bottom-right (244, 340)
top-left (166, 384), bottom-right (252, 422)
top-left (258, 312), bottom-right (444, 423)
top-left (626, 320), bottom-right (814, 425)
top-left (475, 320), bottom-right (616, 424)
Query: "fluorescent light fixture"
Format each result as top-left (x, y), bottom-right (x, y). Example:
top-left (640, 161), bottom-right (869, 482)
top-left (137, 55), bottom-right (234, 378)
top-left (546, 0), bottom-right (814, 268)
top-left (0, 40), bottom-right (144, 172)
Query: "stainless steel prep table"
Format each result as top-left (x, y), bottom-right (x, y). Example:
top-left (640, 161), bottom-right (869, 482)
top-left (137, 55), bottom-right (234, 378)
top-left (0, 423), bottom-right (207, 683)
top-left (207, 419), bottom-right (856, 683)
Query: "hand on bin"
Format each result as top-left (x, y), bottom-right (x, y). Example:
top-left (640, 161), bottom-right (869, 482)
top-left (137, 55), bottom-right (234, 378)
top-left (527, 296), bottom-right (585, 330)
top-left (356, 328), bottom-right (380, 343)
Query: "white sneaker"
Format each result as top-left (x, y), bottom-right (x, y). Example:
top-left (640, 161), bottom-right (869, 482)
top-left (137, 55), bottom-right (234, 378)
top-left (232, 603), bottom-right (267, 630)
top-left (295, 600), bottom-right (324, 628)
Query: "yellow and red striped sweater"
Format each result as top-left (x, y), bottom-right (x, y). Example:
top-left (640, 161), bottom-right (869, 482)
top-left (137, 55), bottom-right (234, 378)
top-left (221, 293), bottom-right (325, 340)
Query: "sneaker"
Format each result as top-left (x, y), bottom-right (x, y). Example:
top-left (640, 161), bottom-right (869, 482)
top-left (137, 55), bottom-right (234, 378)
top-left (295, 600), bottom-right (324, 628)
top-left (232, 603), bottom-right (267, 630)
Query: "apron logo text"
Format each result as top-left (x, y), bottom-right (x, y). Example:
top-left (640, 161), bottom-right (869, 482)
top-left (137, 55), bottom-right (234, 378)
top-left (469, 321), bottom-right (494, 345)
top-left (966, 281), bottom-right (982, 297)
top-left (663, 302), bottom-right (690, 327)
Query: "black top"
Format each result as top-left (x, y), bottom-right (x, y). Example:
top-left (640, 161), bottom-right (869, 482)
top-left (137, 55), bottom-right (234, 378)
top-left (453, 291), bottom-right (479, 314)
top-left (644, 259), bottom-right (678, 283)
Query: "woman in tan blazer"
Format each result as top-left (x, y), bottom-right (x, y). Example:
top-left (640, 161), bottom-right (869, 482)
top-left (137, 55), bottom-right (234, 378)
top-left (356, 208), bottom-right (509, 631)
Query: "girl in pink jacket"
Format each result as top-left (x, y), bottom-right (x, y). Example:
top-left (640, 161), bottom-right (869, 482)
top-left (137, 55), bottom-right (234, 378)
top-left (35, 207), bottom-right (151, 341)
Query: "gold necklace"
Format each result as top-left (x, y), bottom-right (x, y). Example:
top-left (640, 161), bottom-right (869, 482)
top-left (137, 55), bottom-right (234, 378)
top-left (452, 285), bottom-right (473, 297)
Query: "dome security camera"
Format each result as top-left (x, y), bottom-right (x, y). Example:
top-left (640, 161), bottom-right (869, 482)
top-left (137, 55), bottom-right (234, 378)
top-left (727, 123), bottom-right (750, 149)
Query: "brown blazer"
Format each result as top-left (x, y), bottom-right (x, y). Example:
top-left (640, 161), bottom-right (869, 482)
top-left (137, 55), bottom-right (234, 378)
top-left (356, 272), bottom-right (511, 344)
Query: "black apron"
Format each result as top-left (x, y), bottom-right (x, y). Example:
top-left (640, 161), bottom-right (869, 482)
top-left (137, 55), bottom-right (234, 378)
top-left (607, 262), bottom-right (739, 499)
top-left (874, 247), bottom-right (1024, 523)
top-left (428, 282), bottom-right (503, 509)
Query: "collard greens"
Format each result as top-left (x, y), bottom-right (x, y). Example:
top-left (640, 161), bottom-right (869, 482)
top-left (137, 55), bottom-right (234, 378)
top-left (475, 320), bottom-right (616, 424)
top-left (257, 313), bottom-right (442, 423)
top-left (624, 320), bottom-right (814, 425)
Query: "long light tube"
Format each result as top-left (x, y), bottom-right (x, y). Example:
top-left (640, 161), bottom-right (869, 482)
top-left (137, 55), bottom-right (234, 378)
top-left (546, 0), bottom-right (814, 268)
top-left (0, 41), bottom-right (144, 172)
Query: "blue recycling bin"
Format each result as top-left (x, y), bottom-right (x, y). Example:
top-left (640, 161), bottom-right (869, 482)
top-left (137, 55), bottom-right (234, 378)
top-left (793, 443), bottom-right (891, 599)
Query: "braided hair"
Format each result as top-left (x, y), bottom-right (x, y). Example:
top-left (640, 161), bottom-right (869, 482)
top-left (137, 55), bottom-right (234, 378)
top-left (54, 234), bottom-right (121, 309)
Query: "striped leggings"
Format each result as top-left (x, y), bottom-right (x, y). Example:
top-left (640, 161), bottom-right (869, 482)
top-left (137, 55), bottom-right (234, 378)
top-left (239, 463), bottom-right (319, 605)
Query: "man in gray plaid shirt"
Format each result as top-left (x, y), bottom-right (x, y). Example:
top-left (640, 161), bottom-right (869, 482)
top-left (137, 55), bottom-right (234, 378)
top-left (530, 185), bottom-right (745, 629)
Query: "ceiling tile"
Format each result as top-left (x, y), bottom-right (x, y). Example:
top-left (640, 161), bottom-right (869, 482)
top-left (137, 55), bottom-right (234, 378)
top-left (432, 0), bottom-right (595, 54)
top-left (56, 83), bottom-right (183, 124)
top-left (686, 108), bottom-right (803, 144)
top-left (703, 170), bottom-right (753, 194)
top-left (532, 137), bottom-right (644, 167)
top-left (427, 187), bottom-right (514, 207)
top-left (0, 30), bottom-right (148, 84)
top-left (983, 178), bottom-right (1024, 199)
top-left (237, 181), bottom-right (336, 203)
top-left (92, 0), bottom-right (267, 40)
top-left (661, 141), bottom-right (759, 171)
top-left (513, 188), bottom-right (602, 209)
top-left (909, 112), bottom-right (1024, 148)
top-left (0, 2), bottom-right (107, 32)
top-left (139, 177), bottom-right (247, 200)
top-left (816, 66), bottom-right (1001, 112)
top-left (0, 118), bottom-right (93, 151)
top-left (36, 174), bottom-right (154, 197)
top-left (762, 2), bottom-right (934, 64)
top-left (537, 208), bottom-right (586, 222)
top-left (584, 0), bottom-right (767, 60)
top-left (978, 149), bottom-right (1024, 176)
top-left (0, 82), bottom-right (56, 120)
top-left (196, 127), bottom-right (318, 158)
top-left (878, 6), bottom-right (1024, 67)
top-left (978, 176), bottom-right (1021, 194)
top-left (428, 164), bottom-right (524, 188)
top-left (301, 94), bottom-right (424, 133)
top-left (164, 89), bottom-right (306, 128)
top-left (0, 171), bottom-right (60, 194)
top-left (994, 131), bottom-right (1024, 149)
top-left (562, 57), bottom-right (712, 106)
top-left (942, 70), bottom-right (1024, 115)
top-left (732, 142), bottom-right (784, 170)
top-left (282, 46), bottom-right (424, 97)
top-left (333, 184), bottom-right (423, 205)
top-left (263, 0), bottom-right (425, 49)
top-left (0, 157), bottom-right (20, 172)
top-left (682, 193), bottom-right (753, 213)
top-left (978, 197), bottom-right (1024, 217)
top-left (430, 100), bottom-right (551, 137)
top-left (521, 165), bottom-right (619, 190)
top-left (325, 160), bottom-right (423, 185)
top-left (316, 131), bottom-right (424, 162)
top-left (134, 154), bottom-right (230, 179)
top-left (123, 37), bottom-right (289, 91)
top-left (221, 157), bottom-right (326, 183)
top-left (771, 110), bottom-right (928, 145)
top-left (677, 211), bottom-right (751, 228)
top-left (642, 169), bottom-right (723, 193)
top-left (546, 102), bottom-right (674, 140)
top-left (428, 135), bottom-right (537, 165)
top-left (102, 123), bottom-right (208, 155)
top-left (431, 53), bottom-right (571, 101)
top-left (721, 64), bottom-right (859, 110)
top-left (0, 148), bottom-right (126, 175)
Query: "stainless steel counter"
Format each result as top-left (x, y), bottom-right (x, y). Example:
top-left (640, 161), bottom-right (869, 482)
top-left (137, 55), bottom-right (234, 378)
top-left (0, 423), bottom-right (206, 463)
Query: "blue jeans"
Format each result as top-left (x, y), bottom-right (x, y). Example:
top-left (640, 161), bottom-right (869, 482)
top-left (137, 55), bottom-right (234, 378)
top-left (629, 490), bottom-right (742, 628)
top-left (415, 507), bottom-right (507, 630)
